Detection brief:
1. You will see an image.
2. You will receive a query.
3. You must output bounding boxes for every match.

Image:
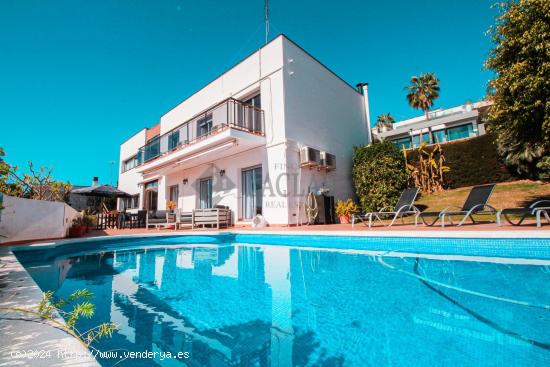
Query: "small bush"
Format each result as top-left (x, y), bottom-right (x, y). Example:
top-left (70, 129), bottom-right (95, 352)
top-left (352, 142), bottom-right (408, 212)
top-left (406, 134), bottom-right (514, 188)
top-left (335, 199), bottom-right (359, 217)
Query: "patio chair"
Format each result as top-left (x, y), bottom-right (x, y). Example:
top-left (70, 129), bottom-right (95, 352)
top-left (497, 200), bottom-right (550, 228)
top-left (416, 184), bottom-right (497, 227)
top-left (175, 209), bottom-right (193, 230)
top-left (146, 210), bottom-right (176, 230)
top-left (352, 187), bottom-right (420, 228)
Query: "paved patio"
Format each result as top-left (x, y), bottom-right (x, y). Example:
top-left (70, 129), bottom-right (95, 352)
top-left (79, 220), bottom-right (550, 238)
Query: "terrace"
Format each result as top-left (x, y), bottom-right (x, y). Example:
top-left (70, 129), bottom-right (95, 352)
top-left (133, 98), bottom-right (265, 174)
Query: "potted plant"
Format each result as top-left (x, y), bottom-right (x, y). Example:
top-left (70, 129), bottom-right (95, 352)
top-left (82, 213), bottom-right (96, 233)
top-left (68, 217), bottom-right (86, 237)
top-left (166, 201), bottom-right (177, 213)
top-left (335, 199), bottom-right (359, 224)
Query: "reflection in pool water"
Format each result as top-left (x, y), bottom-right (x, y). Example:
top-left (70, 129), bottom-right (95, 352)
top-left (17, 242), bottom-right (550, 366)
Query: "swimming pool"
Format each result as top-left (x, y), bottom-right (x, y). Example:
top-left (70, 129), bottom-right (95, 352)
top-left (14, 234), bottom-right (550, 366)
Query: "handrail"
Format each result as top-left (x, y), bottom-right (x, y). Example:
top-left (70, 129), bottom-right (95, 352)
top-left (135, 97), bottom-right (264, 166)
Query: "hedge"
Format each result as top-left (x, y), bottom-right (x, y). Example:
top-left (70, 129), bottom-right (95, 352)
top-left (352, 142), bottom-right (409, 211)
top-left (407, 133), bottom-right (514, 189)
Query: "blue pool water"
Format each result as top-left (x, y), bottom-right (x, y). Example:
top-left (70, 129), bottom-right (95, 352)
top-left (14, 234), bottom-right (550, 366)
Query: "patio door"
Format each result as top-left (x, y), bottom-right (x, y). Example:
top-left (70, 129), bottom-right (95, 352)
top-left (242, 166), bottom-right (262, 219)
top-left (199, 178), bottom-right (212, 209)
top-left (144, 180), bottom-right (158, 211)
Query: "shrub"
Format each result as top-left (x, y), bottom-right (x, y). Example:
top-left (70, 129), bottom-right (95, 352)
top-left (536, 156), bottom-right (550, 182)
top-left (406, 134), bottom-right (514, 188)
top-left (352, 142), bottom-right (408, 212)
top-left (335, 199), bottom-right (359, 217)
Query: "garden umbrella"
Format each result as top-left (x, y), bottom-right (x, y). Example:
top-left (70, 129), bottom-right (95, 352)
top-left (70, 184), bottom-right (131, 198)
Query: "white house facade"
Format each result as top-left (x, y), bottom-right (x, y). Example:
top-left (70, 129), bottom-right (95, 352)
top-left (118, 35), bottom-right (370, 225)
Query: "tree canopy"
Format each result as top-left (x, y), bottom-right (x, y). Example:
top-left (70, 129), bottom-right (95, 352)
top-left (485, 0), bottom-right (550, 179)
top-left (0, 147), bottom-right (72, 202)
top-left (405, 73), bottom-right (440, 120)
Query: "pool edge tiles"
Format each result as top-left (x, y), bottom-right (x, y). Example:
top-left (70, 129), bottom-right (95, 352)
top-left (0, 247), bottom-right (99, 366)
top-left (10, 232), bottom-right (550, 262)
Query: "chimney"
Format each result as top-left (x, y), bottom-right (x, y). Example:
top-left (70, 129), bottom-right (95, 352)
top-left (356, 82), bottom-right (373, 144)
top-left (92, 177), bottom-right (99, 187)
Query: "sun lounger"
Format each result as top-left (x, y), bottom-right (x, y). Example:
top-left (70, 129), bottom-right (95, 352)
top-left (416, 184), bottom-right (497, 227)
top-left (352, 187), bottom-right (420, 228)
top-left (497, 200), bottom-right (550, 227)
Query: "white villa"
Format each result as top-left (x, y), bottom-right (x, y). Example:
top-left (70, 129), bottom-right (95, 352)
top-left (372, 100), bottom-right (492, 149)
top-left (117, 35), bottom-right (371, 226)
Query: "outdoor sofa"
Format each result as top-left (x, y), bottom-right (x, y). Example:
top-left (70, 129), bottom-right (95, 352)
top-left (192, 206), bottom-right (232, 230)
top-left (146, 210), bottom-right (176, 230)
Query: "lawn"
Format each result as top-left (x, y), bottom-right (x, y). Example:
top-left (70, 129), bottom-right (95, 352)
top-left (416, 180), bottom-right (550, 212)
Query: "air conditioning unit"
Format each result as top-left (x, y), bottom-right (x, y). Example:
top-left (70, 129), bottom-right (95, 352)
top-left (320, 152), bottom-right (336, 171)
top-left (300, 147), bottom-right (321, 167)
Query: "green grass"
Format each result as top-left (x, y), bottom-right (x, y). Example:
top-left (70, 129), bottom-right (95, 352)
top-left (415, 180), bottom-right (550, 212)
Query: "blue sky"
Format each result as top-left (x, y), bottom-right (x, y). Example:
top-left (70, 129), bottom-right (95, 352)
top-left (0, 0), bottom-right (496, 185)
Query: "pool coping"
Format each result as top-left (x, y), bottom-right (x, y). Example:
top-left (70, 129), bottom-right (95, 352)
top-left (0, 247), bottom-right (99, 366)
top-left (7, 229), bottom-right (550, 252)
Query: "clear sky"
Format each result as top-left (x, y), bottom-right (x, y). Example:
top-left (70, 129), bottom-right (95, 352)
top-left (0, 0), bottom-right (496, 185)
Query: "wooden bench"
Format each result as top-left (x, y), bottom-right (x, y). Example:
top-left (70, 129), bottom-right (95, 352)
top-left (192, 208), bottom-right (232, 230)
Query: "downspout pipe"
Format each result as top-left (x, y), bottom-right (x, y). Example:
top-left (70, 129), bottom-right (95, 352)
top-left (356, 82), bottom-right (373, 145)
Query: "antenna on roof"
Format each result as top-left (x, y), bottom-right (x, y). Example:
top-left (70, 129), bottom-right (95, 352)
top-left (264, 0), bottom-right (269, 44)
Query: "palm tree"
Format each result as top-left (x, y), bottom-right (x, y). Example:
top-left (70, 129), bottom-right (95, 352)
top-left (375, 113), bottom-right (395, 132)
top-left (405, 73), bottom-right (440, 120)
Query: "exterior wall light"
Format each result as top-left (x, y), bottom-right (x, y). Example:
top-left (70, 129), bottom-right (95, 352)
top-left (219, 170), bottom-right (225, 177)
top-left (183, 178), bottom-right (188, 185)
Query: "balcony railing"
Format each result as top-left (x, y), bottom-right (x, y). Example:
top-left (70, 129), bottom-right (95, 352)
top-left (136, 98), bottom-right (264, 166)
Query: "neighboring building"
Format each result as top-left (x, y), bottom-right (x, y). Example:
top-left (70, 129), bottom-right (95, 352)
top-left (68, 177), bottom-right (98, 211)
top-left (372, 100), bottom-right (492, 149)
top-left (117, 35), bottom-right (371, 225)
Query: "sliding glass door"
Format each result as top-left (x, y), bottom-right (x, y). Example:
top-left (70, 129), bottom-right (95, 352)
top-left (199, 178), bottom-right (212, 209)
top-left (242, 166), bottom-right (262, 219)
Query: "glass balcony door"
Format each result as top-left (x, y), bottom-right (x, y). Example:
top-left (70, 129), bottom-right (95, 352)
top-left (242, 166), bottom-right (262, 219)
top-left (199, 178), bottom-right (212, 209)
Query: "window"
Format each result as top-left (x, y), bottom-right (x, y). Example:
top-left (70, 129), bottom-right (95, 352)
top-left (392, 137), bottom-right (411, 150)
top-left (432, 129), bottom-right (447, 144)
top-left (144, 180), bottom-right (158, 211)
top-left (243, 94), bottom-right (261, 132)
top-left (121, 194), bottom-right (139, 210)
top-left (169, 185), bottom-right (179, 208)
top-left (122, 155), bottom-right (138, 172)
top-left (244, 94), bottom-right (261, 108)
top-left (144, 136), bottom-right (160, 162)
top-left (199, 178), bottom-right (212, 209)
top-left (197, 114), bottom-right (213, 137)
top-left (168, 131), bottom-right (180, 151)
top-left (242, 166), bottom-right (262, 219)
top-left (412, 132), bottom-right (431, 147)
top-left (447, 124), bottom-right (474, 141)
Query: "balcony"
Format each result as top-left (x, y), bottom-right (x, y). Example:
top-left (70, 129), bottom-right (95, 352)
top-left (136, 98), bottom-right (264, 167)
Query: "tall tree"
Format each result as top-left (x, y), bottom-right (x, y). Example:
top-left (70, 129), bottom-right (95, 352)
top-left (405, 73), bottom-right (440, 121)
top-left (485, 0), bottom-right (550, 179)
top-left (375, 113), bottom-right (395, 132)
top-left (406, 73), bottom-right (440, 144)
top-left (0, 147), bottom-right (72, 202)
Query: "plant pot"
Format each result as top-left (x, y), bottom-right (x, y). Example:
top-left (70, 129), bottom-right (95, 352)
top-left (339, 215), bottom-right (350, 224)
top-left (69, 226), bottom-right (86, 238)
